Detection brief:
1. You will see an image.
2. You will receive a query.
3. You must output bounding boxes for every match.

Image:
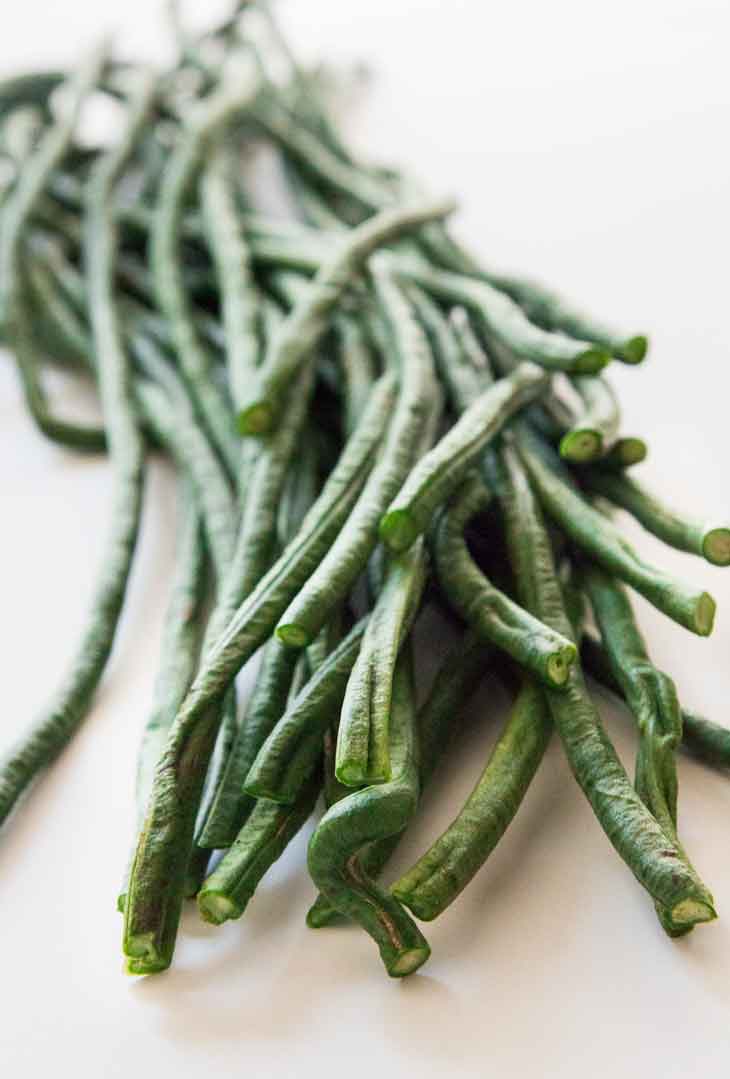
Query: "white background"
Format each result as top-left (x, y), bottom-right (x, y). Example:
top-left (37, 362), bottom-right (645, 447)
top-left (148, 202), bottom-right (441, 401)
top-left (2, 2), bottom-right (730, 1076)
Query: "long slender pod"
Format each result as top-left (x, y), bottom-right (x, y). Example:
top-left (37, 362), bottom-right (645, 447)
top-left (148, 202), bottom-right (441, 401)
top-left (237, 198), bottom-right (453, 434)
top-left (308, 648), bottom-right (431, 977)
top-left (151, 73), bottom-right (258, 477)
top-left (431, 475), bottom-right (576, 688)
top-left (580, 562), bottom-right (713, 935)
top-left (393, 679), bottom-right (551, 919)
top-left (379, 362), bottom-right (547, 553)
top-left (0, 75), bottom-right (154, 828)
top-left (118, 487), bottom-right (206, 911)
top-left (199, 139), bottom-right (262, 411)
top-left (307, 626), bottom-right (493, 926)
top-left (276, 268), bottom-right (439, 649)
top-left (123, 374), bottom-right (395, 973)
top-left (0, 46), bottom-right (108, 449)
top-left (584, 470), bottom-right (730, 566)
top-left (335, 542), bottom-right (428, 786)
top-left (514, 424), bottom-right (716, 636)
top-left (580, 636), bottom-right (730, 772)
top-left (476, 270), bottom-right (648, 364)
top-left (491, 441), bottom-right (715, 928)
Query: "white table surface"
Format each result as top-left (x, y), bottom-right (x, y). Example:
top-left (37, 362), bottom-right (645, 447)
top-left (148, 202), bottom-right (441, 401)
top-left (2, 2), bottom-right (730, 1076)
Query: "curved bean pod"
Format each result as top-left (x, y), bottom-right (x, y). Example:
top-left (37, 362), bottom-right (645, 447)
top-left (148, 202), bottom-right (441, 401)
top-left (307, 626), bottom-right (493, 927)
top-left (585, 470), bottom-right (730, 566)
top-left (151, 73), bottom-right (258, 477)
top-left (493, 442), bottom-right (716, 929)
top-left (394, 257), bottom-right (610, 375)
top-left (122, 374), bottom-right (395, 973)
top-left (336, 542), bottom-right (428, 786)
top-left (477, 270), bottom-right (648, 364)
top-left (244, 619), bottom-right (367, 804)
top-left (276, 269), bottom-right (439, 648)
top-left (380, 361), bottom-right (547, 553)
top-left (559, 375), bottom-right (620, 462)
top-left (393, 679), bottom-right (551, 920)
top-left (580, 562), bottom-right (713, 936)
top-left (236, 197), bottom-right (454, 435)
top-left (514, 424), bottom-right (716, 636)
top-left (433, 476), bottom-right (576, 688)
top-left (308, 650), bottom-right (431, 977)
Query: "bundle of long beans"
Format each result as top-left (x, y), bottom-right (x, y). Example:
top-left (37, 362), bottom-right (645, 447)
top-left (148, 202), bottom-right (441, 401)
top-left (2, 2), bottom-right (729, 979)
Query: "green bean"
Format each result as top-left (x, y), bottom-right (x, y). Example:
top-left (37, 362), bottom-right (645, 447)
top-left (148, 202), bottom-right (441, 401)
top-left (580, 562), bottom-right (713, 935)
top-left (251, 92), bottom-right (392, 213)
top-left (244, 619), bottom-right (368, 804)
top-left (380, 362), bottom-right (547, 553)
top-left (598, 437), bottom-right (648, 469)
top-left (275, 270), bottom-right (439, 649)
top-left (196, 436), bottom-right (322, 848)
top-left (335, 314), bottom-right (378, 435)
top-left (197, 639), bottom-right (301, 848)
top-left (433, 475), bottom-right (577, 688)
top-left (123, 373), bottom-right (395, 973)
top-left (336, 542), bottom-right (427, 786)
top-left (394, 678), bottom-right (551, 920)
top-left (559, 375), bottom-right (620, 462)
top-left (514, 424), bottom-right (716, 636)
top-left (0, 72), bottom-right (152, 830)
top-left (584, 470), bottom-right (730, 566)
top-left (0, 47), bottom-right (108, 450)
top-left (493, 442), bottom-right (715, 929)
top-left (151, 73), bottom-right (257, 478)
top-left (307, 625), bottom-right (492, 927)
top-left (236, 197), bottom-right (454, 435)
top-left (199, 139), bottom-right (262, 410)
top-left (307, 648), bottom-right (430, 977)
top-left (118, 485), bottom-right (206, 911)
top-left (580, 634), bottom-right (730, 771)
top-left (393, 256), bottom-right (610, 375)
top-left (477, 270), bottom-right (648, 364)
top-left (197, 767), bottom-right (322, 925)
top-left (131, 335), bottom-right (237, 575)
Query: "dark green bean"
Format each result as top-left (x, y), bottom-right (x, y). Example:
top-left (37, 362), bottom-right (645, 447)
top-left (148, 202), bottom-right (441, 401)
top-left (307, 648), bottom-right (431, 977)
top-left (394, 678), bottom-right (551, 920)
top-left (236, 198), bottom-right (454, 435)
top-left (514, 424), bottom-right (716, 636)
top-left (433, 475), bottom-right (576, 688)
top-left (493, 442), bottom-right (715, 929)
top-left (584, 470), bottom-right (730, 566)
top-left (580, 562), bottom-right (713, 936)
top-left (123, 373), bottom-right (395, 973)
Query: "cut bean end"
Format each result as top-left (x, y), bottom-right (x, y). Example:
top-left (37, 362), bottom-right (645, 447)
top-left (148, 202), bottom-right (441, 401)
top-left (613, 437), bottom-right (647, 466)
top-left (276, 623), bottom-right (311, 649)
top-left (546, 643), bottom-right (577, 687)
top-left (388, 945), bottom-right (431, 978)
top-left (123, 933), bottom-right (170, 974)
top-left (379, 509), bottom-right (419, 553)
top-left (669, 897), bottom-right (717, 927)
top-left (198, 891), bottom-right (241, 925)
top-left (618, 335), bottom-right (649, 364)
top-left (335, 760), bottom-right (390, 788)
top-left (702, 528), bottom-right (730, 567)
top-left (560, 428), bottom-right (602, 462)
top-left (238, 401), bottom-right (273, 436)
top-left (694, 593), bottom-right (716, 636)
